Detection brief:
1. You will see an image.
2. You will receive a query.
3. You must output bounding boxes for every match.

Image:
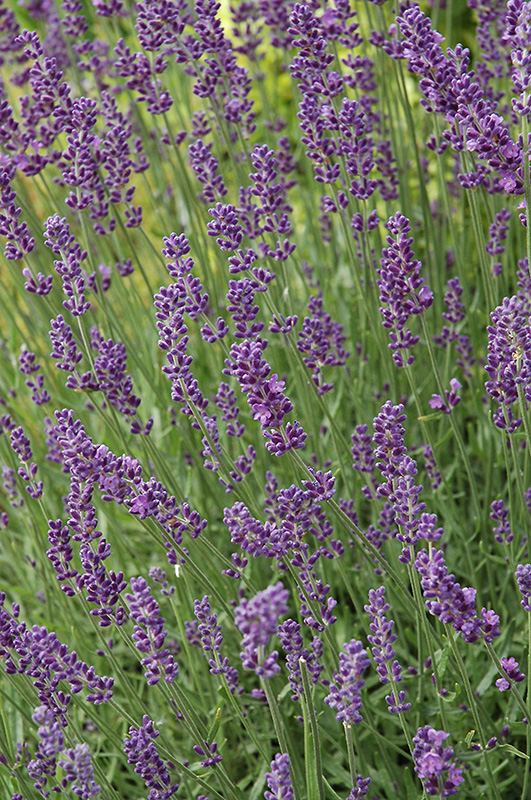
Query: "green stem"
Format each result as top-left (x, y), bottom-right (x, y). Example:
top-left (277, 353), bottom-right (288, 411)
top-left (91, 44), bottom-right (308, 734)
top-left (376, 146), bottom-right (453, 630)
top-left (260, 676), bottom-right (302, 800)
top-left (300, 658), bottom-right (325, 800)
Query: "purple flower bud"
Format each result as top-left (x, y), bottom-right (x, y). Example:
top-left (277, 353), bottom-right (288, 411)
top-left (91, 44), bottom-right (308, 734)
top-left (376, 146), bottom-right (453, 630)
top-left (193, 740), bottom-right (223, 767)
top-left (496, 656), bottom-right (525, 691)
top-left (428, 378), bottom-right (462, 414)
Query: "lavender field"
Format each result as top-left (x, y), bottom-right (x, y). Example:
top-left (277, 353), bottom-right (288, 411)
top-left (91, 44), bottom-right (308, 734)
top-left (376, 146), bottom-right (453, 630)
top-left (0, 0), bottom-right (530, 798)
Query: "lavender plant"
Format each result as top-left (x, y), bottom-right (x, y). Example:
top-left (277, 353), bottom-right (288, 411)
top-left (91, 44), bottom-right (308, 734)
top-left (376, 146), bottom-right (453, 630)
top-left (1, 1), bottom-right (531, 799)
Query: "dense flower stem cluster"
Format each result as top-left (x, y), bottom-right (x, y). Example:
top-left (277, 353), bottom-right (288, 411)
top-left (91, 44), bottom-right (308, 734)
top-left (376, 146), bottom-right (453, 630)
top-left (2, 1), bottom-right (531, 799)
top-left (0, 593), bottom-right (114, 709)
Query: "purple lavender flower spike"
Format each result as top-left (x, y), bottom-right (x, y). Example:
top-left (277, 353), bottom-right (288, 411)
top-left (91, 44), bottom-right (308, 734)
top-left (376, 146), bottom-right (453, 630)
top-left (79, 538), bottom-right (128, 627)
top-left (392, 454), bottom-right (426, 545)
top-left (397, 5), bottom-right (522, 193)
top-left (189, 139), bottom-right (227, 203)
top-left (421, 444), bottom-right (441, 490)
top-left (365, 586), bottom-right (411, 714)
top-left (372, 400), bottom-right (407, 499)
top-left (156, 233), bottom-right (211, 421)
top-left (277, 619), bottom-right (323, 700)
top-left (265, 753), bottom-right (294, 800)
top-left (505, 1), bottom-right (531, 118)
top-left (58, 743), bottom-right (101, 798)
top-left (0, 593), bottom-right (114, 706)
top-left (47, 519), bottom-right (78, 592)
top-left (207, 204), bottom-right (244, 251)
top-left (32, 704), bottom-right (64, 758)
top-left (434, 278), bottom-right (466, 348)
top-left (495, 656), bottom-right (525, 691)
top-left (516, 564), bottom-right (531, 611)
top-left (214, 382), bottom-right (245, 437)
top-left (123, 715), bottom-right (178, 800)
top-left (297, 293), bottom-right (349, 394)
top-left (193, 595), bottom-right (238, 689)
top-left (490, 500), bottom-right (513, 545)
top-left (226, 277), bottom-right (264, 339)
top-left (49, 315), bottom-right (83, 376)
top-left (486, 208), bottom-right (511, 275)
top-left (412, 726), bottom-right (464, 797)
top-left (0, 165), bottom-right (35, 260)
top-left (224, 338), bottom-right (306, 455)
top-left (9, 425), bottom-right (43, 499)
top-left (26, 703), bottom-right (65, 797)
top-left (234, 582), bottom-right (289, 678)
top-left (325, 639), bottom-right (370, 724)
top-left (414, 548), bottom-right (497, 643)
top-left (351, 424), bottom-right (378, 499)
top-left (149, 567), bottom-right (175, 597)
top-left (377, 212), bottom-right (433, 367)
top-left (125, 576), bottom-right (179, 685)
top-left (485, 295), bottom-right (531, 433)
top-left (90, 326), bottom-right (146, 430)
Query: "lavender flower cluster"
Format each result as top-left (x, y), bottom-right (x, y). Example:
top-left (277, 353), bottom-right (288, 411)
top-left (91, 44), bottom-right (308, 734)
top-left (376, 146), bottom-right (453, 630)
top-left (1, 1), bottom-right (531, 799)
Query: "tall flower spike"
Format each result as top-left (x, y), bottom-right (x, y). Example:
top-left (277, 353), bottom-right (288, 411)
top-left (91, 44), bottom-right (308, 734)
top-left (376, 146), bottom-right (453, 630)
top-left (277, 619), bottom-right (323, 700)
top-left (485, 208), bottom-right (511, 276)
top-left (414, 548), bottom-right (493, 643)
top-left (224, 338), bottom-right (306, 455)
top-left (18, 347), bottom-right (50, 406)
top-left (193, 595), bottom-right (238, 690)
top-left (58, 743), bottom-right (101, 799)
top-left (325, 639), bottom-right (370, 724)
top-left (434, 277), bottom-right (466, 348)
top-left (234, 582), bottom-right (289, 677)
top-left (377, 212), bottom-right (433, 367)
top-left (490, 500), bottom-right (513, 545)
top-left (0, 164), bottom-right (35, 260)
top-left (123, 715), bottom-right (178, 800)
top-left (372, 400), bottom-right (407, 499)
top-left (364, 586), bottom-right (411, 714)
top-left (125, 576), bottom-right (179, 685)
top-left (297, 292), bottom-right (349, 394)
